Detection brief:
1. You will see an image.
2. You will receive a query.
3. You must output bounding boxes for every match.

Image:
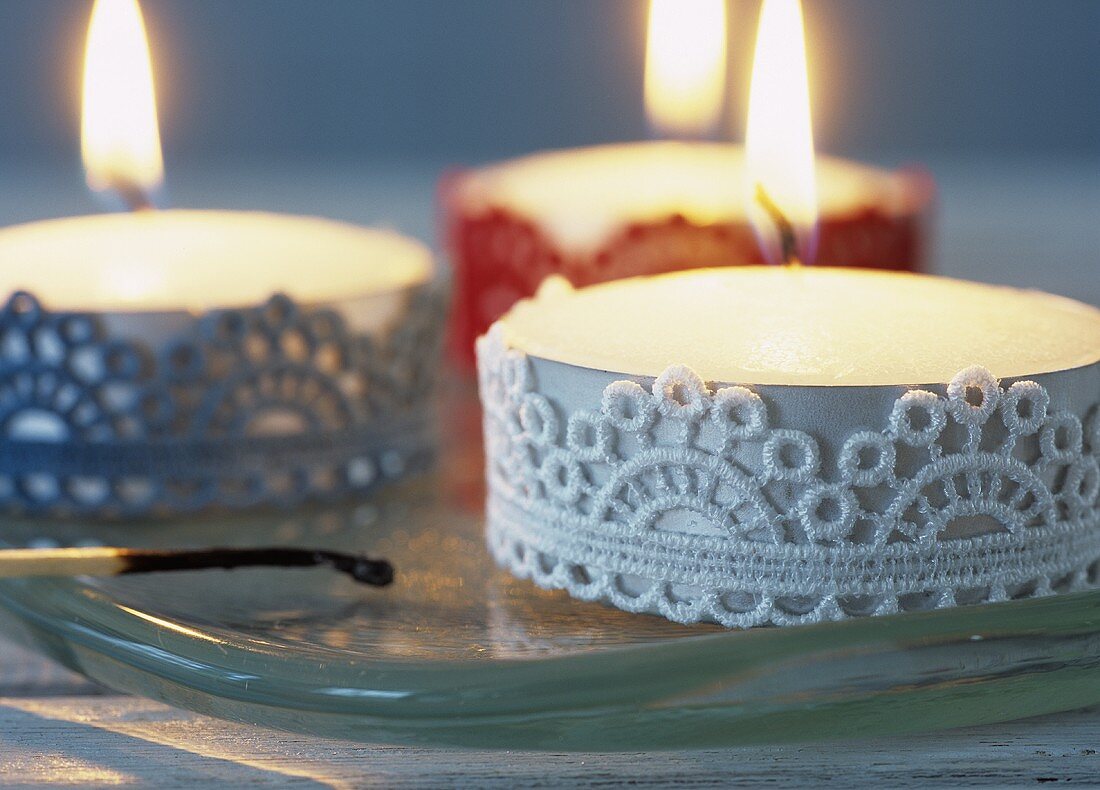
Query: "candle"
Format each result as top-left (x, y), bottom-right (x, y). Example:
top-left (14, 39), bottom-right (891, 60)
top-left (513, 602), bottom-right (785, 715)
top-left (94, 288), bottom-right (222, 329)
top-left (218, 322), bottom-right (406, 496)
top-left (0, 0), bottom-right (443, 517)
top-left (444, 0), bottom-right (933, 363)
top-left (477, 268), bottom-right (1100, 628)
top-left (475, 0), bottom-right (1100, 627)
top-left (502, 268), bottom-right (1100, 387)
top-left (0, 211), bottom-right (430, 319)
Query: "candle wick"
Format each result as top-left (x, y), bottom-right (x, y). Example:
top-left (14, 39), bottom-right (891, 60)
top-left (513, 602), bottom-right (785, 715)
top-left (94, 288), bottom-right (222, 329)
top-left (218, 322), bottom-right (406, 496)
top-left (110, 178), bottom-right (158, 213)
top-left (754, 184), bottom-right (801, 267)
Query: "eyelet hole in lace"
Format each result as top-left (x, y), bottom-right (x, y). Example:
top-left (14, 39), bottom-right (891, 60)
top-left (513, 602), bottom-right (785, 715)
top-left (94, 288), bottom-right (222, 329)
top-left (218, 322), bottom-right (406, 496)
top-left (281, 330), bottom-right (309, 362)
top-left (954, 586), bottom-right (990, 606)
top-left (1007, 579), bottom-right (1039, 599)
top-left (774, 595), bottom-right (820, 616)
top-left (965, 385), bottom-right (985, 408)
top-left (908, 405), bottom-right (932, 432)
top-left (60, 315), bottom-right (95, 345)
top-left (244, 333), bottom-right (269, 363)
top-left (669, 383), bottom-right (691, 406)
top-left (575, 423), bottom-right (596, 447)
top-left (815, 498), bottom-right (842, 524)
top-left (763, 430), bottom-right (820, 480)
top-left (21, 474), bottom-right (59, 503)
top-left (780, 444), bottom-right (804, 469)
top-left (720, 590), bottom-right (763, 614)
top-left (1016, 398), bottom-right (1034, 421)
top-left (1074, 463), bottom-right (1099, 501)
top-left (568, 564), bottom-right (592, 586)
top-left (1051, 573), bottom-right (1076, 594)
top-left (898, 591), bottom-right (942, 612)
top-left (536, 552), bottom-right (556, 576)
top-left (847, 517), bottom-right (880, 545)
top-left (666, 583), bottom-right (702, 605)
top-left (838, 595), bottom-right (882, 617)
top-left (614, 574), bottom-right (649, 599)
top-left (67, 476), bottom-right (110, 505)
top-left (857, 446), bottom-right (880, 471)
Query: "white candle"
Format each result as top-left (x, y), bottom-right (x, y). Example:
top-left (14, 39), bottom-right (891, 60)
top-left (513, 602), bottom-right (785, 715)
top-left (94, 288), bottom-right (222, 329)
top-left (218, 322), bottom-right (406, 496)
top-left (478, 268), bottom-right (1100, 627)
top-left (0, 210), bottom-right (431, 314)
top-left (500, 267), bottom-right (1100, 387)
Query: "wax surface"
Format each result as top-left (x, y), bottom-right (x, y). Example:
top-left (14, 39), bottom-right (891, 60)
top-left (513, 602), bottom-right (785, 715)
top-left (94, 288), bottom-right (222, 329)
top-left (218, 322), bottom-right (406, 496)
top-left (458, 141), bottom-right (913, 252)
top-left (0, 210), bottom-right (432, 312)
top-left (501, 268), bottom-right (1100, 386)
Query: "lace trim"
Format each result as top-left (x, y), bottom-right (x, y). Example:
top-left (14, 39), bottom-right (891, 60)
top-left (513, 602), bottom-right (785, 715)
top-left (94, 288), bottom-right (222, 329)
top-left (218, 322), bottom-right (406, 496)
top-left (0, 288), bottom-right (444, 515)
top-left (477, 327), bottom-right (1100, 627)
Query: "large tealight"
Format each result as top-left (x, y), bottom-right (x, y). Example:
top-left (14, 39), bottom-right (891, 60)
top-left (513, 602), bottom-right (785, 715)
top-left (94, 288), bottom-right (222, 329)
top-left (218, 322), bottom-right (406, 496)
top-left (0, 211), bottom-right (443, 518)
top-left (502, 267), bottom-right (1100, 385)
top-left (478, 267), bottom-right (1100, 627)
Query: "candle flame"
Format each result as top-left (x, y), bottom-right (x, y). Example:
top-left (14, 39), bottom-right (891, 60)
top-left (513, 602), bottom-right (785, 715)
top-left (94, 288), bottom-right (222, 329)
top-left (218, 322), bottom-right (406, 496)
top-left (81, 0), bottom-right (163, 200)
top-left (644, 0), bottom-right (728, 139)
top-left (745, 0), bottom-right (817, 265)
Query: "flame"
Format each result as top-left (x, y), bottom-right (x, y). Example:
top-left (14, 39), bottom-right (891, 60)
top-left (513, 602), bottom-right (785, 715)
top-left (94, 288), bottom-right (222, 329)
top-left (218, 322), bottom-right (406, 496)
top-left (745, 0), bottom-right (817, 264)
top-left (644, 0), bottom-right (728, 139)
top-left (81, 0), bottom-right (163, 197)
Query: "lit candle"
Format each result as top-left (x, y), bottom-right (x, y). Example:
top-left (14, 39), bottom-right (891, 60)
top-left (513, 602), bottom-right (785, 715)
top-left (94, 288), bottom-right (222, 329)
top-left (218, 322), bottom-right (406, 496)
top-left (479, 265), bottom-right (1100, 627)
top-left (0, 0), bottom-right (441, 517)
top-left (5, 0), bottom-right (432, 321)
top-left (444, 0), bottom-right (933, 362)
top-left (476, 0), bottom-right (1100, 627)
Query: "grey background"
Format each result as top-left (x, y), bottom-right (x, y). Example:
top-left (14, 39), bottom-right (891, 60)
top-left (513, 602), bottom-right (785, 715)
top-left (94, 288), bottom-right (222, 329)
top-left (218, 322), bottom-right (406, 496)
top-left (0, 0), bottom-right (1096, 169)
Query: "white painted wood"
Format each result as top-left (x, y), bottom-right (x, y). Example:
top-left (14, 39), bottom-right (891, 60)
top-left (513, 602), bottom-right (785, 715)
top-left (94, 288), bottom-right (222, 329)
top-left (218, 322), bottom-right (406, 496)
top-left (0, 636), bottom-right (99, 697)
top-left (0, 695), bottom-right (1097, 788)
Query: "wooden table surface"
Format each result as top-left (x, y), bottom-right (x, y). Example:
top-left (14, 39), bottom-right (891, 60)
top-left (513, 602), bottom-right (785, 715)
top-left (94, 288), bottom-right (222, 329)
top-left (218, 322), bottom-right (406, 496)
top-left (1, 159), bottom-right (1098, 787)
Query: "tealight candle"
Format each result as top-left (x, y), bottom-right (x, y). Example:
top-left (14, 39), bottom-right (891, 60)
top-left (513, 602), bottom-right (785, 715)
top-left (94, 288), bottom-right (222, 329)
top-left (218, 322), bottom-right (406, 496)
top-left (476, 0), bottom-right (1100, 627)
top-left (479, 268), bottom-right (1100, 627)
top-left (0, 0), bottom-right (443, 517)
top-left (502, 268), bottom-right (1100, 387)
top-left (443, 0), bottom-right (933, 362)
top-left (0, 211), bottom-right (430, 323)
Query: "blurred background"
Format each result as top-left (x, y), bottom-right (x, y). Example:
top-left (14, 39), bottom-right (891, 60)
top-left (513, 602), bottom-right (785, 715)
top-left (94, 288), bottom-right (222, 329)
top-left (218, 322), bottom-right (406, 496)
top-left (0, 0), bottom-right (1096, 296)
top-left (2, 0), bottom-right (1097, 162)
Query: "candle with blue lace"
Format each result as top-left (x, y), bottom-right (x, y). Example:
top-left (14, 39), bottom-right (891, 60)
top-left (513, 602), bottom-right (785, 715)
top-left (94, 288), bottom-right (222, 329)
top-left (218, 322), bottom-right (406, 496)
top-left (0, 0), bottom-right (440, 516)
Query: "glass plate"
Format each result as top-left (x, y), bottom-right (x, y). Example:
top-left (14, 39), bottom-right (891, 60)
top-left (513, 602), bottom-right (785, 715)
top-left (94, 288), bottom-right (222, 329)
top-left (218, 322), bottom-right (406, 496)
top-left (1, 387), bottom-right (1099, 751)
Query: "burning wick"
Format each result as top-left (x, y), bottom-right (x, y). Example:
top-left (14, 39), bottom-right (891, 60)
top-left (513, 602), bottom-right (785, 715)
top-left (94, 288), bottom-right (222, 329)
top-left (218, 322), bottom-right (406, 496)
top-left (111, 178), bottom-right (158, 212)
top-left (0, 546), bottom-right (395, 586)
top-left (754, 183), bottom-right (801, 267)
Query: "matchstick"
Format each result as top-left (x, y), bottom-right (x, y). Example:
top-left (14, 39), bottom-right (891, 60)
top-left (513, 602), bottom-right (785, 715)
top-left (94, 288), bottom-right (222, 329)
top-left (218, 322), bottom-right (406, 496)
top-left (0, 546), bottom-right (394, 586)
